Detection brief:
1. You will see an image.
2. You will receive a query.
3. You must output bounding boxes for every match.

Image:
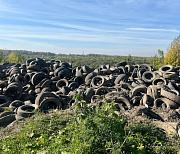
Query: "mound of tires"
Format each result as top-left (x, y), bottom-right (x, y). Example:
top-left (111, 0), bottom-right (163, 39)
top-left (0, 59), bottom-right (180, 135)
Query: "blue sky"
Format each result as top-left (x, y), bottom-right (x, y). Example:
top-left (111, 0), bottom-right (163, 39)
top-left (0, 0), bottom-right (180, 56)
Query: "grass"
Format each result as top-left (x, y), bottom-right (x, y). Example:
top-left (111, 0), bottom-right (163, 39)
top-left (0, 96), bottom-right (179, 153)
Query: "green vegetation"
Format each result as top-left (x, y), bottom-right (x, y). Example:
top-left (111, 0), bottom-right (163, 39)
top-left (150, 49), bottom-right (164, 69)
top-left (0, 97), bottom-right (179, 153)
top-left (150, 35), bottom-right (180, 69)
top-left (0, 49), bottom-right (152, 67)
top-left (164, 35), bottom-right (180, 67)
top-left (0, 50), bottom-right (4, 64)
top-left (8, 52), bottom-right (24, 63)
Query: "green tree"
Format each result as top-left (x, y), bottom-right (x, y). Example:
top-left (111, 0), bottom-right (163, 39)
top-left (0, 50), bottom-right (4, 63)
top-left (127, 54), bottom-right (132, 64)
top-left (151, 49), bottom-right (164, 69)
top-left (164, 35), bottom-right (180, 67)
top-left (75, 60), bottom-right (81, 67)
top-left (8, 52), bottom-right (24, 63)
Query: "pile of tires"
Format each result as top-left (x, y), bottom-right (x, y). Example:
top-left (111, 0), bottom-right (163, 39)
top-left (0, 58), bottom-right (180, 128)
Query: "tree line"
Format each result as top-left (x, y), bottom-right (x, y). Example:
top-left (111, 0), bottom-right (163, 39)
top-left (0, 35), bottom-right (180, 68)
top-left (0, 50), bottom-right (151, 68)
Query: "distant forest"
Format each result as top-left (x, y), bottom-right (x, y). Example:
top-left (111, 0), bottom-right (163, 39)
top-left (0, 49), bottom-right (152, 68)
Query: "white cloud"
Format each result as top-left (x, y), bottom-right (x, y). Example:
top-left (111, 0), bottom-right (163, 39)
top-left (127, 27), bottom-right (180, 33)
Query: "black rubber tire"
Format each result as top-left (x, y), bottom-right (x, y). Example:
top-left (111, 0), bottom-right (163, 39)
top-left (130, 68), bottom-right (138, 78)
top-left (0, 114), bottom-right (16, 127)
top-left (68, 82), bottom-right (79, 91)
top-left (27, 64), bottom-right (40, 71)
top-left (58, 69), bottom-right (72, 79)
top-left (142, 71), bottom-right (155, 83)
top-left (105, 91), bottom-right (126, 101)
top-left (41, 79), bottom-right (51, 89)
top-left (9, 100), bottom-right (25, 108)
top-left (153, 98), bottom-right (179, 109)
top-left (141, 94), bottom-right (153, 106)
top-left (54, 67), bottom-right (65, 77)
top-left (152, 77), bottom-right (167, 87)
top-left (0, 95), bottom-right (9, 105)
top-left (23, 84), bottom-right (34, 93)
top-left (91, 76), bottom-right (108, 88)
top-left (163, 72), bottom-right (179, 80)
top-left (125, 65), bottom-right (134, 73)
top-left (16, 105), bottom-right (36, 118)
top-left (85, 88), bottom-right (95, 102)
top-left (0, 101), bottom-right (11, 107)
top-left (91, 95), bottom-right (103, 104)
top-left (114, 74), bottom-right (128, 85)
top-left (31, 72), bottom-right (47, 86)
top-left (5, 82), bottom-right (23, 100)
top-left (147, 85), bottom-right (159, 100)
top-left (81, 65), bottom-right (91, 74)
top-left (40, 67), bottom-right (50, 75)
top-left (26, 58), bottom-right (36, 66)
top-left (36, 58), bottom-right (46, 67)
top-left (153, 71), bottom-right (163, 78)
top-left (119, 81), bottom-right (133, 91)
top-left (95, 86), bottom-right (110, 95)
top-left (117, 66), bottom-right (126, 74)
top-left (74, 76), bottom-right (84, 85)
top-left (35, 78), bottom-right (51, 89)
top-left (51, 76), bottom-right (61, 81)
top-left (114, 97), bottom-right (132, 110)
top-left (130, 85), bottom-right (147, 98)
top-left (24, 73), bottom-right (35, 83)
top-left (114, 103), bottom-right (125, 112)
top-left (0, 111), bottom-right (15, 118)
top-left (161, 86), bottom-right (180, 104)
top-left (175, 66), bottom-right (180, 76)
top-left (139, 64), bottom-right (154, 71)
top-left (56, 79), bottom-right (69, 90)
top-left (60, 86), bottom-right (71, 95)
top-left (159, 65), bottom-right (174, 73)
top-left (115, 61), bottom-right (127, 67)
top-left (85, 72), bottom-right (97, 85)
top-left (131, 96), bottom-right (142, 106)
top-left (168, 82), bottom-right (180, 92)
top-left (39, 97), bottom-right (62, 112)
top-left (35, 92), bottom-right (60, 106)
top-left (137, 69), bottom-right (146, 79)
top-left (60, 62), bottom-right (71, 68)
top-left (15, 74), bottom-right (26, 85)
top-left (75, 67), bottom-right (83, 77)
